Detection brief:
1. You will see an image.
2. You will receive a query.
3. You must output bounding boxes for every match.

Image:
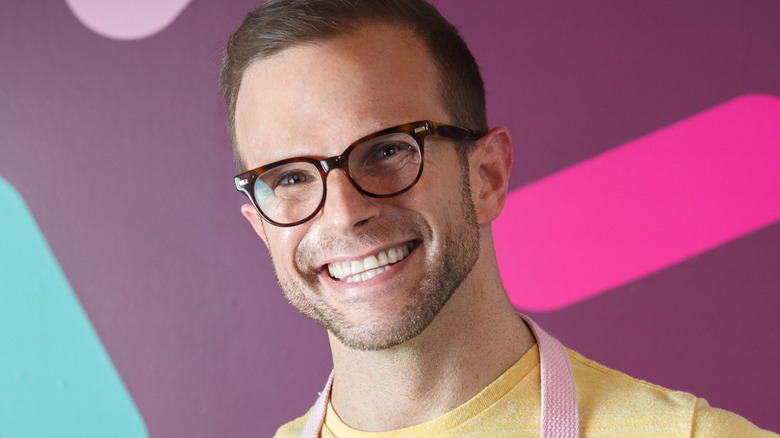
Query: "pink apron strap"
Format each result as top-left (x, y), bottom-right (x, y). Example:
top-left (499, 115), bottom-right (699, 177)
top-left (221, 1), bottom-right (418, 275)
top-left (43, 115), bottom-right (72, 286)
top-left (520, 314), bottom-right (580, 438)
top-left (300, 314), bottom-right (578, 437)
top-left (300, 370), bottom-right (333, 438)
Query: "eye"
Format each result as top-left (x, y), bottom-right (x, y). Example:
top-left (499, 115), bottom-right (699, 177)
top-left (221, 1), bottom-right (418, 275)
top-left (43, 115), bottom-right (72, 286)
top-left (378, 143), bottom-right (401, 157)
top-left (278, 172), bottom-right (306, 186)
top-left (364, 141), bottom-right (415, 165)
top-left (258, 163), bottom-right (319, 192)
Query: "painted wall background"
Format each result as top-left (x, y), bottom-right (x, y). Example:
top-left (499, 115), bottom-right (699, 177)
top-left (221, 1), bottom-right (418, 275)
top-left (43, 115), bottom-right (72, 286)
top-left (0, 0), bottom-right (778, 436)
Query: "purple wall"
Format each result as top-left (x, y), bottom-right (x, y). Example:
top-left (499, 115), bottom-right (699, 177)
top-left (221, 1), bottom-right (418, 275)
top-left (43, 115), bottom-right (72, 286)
top-left (1, 0), bottom-right (778, 436)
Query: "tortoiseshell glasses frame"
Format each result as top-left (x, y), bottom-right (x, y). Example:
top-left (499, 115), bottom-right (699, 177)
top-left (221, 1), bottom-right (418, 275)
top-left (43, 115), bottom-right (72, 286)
top-left (234, 120), bottom-right (482, 227)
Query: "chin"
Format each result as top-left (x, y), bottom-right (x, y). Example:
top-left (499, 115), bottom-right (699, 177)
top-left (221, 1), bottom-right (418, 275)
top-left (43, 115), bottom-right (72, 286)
top-left (328, 315), bottom-right (431, 351)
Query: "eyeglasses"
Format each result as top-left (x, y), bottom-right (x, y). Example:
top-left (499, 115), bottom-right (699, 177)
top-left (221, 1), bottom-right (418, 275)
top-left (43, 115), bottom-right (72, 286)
top-left (234, 120), bottom-right (481, 227)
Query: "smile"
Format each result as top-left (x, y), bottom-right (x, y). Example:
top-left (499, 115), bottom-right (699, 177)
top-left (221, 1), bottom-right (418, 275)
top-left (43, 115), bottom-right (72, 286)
top-left (327, 242), bottom-right (416, 283)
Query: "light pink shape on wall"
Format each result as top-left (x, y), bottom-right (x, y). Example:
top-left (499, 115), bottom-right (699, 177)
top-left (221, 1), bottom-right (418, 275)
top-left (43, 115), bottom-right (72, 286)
top-left (65, 0), bottom-right (192, 41)
top-left (495, 94), bottom-right (780, 312)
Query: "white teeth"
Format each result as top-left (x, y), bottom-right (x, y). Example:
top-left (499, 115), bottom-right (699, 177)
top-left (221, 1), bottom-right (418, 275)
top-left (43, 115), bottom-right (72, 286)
top-left (343, 266), bottom-right (389, 283)
top-left (363, 255), bottom-right (379, 270)
top-left (326, 243), bottom-right (413, 282)
top-left (329, 263), bottom-right (341, 279)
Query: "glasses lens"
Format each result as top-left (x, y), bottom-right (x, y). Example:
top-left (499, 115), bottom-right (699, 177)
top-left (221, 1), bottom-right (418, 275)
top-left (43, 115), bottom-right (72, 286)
top-left (254, 161), bottom-right (323, 225)
top-left (348, 133), bottom-right (422, 196)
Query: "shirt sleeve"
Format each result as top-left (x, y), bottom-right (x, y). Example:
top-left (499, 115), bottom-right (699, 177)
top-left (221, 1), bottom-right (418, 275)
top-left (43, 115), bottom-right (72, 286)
top-left (691, 398), bottom-right (779, 437)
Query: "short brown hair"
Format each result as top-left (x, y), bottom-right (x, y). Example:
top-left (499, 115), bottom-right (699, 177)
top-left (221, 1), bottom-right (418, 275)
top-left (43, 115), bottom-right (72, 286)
top-left (221, 0), bottom-right (487, 171)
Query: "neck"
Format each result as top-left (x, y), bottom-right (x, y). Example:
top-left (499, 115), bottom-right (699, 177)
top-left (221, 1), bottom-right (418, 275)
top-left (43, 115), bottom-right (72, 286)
top-left (327, 239), bottom-right (533, 431)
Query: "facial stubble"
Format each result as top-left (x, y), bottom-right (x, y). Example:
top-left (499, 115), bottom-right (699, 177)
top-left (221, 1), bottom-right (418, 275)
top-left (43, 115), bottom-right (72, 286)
top-left (270, 168), bottom-right (480, 351)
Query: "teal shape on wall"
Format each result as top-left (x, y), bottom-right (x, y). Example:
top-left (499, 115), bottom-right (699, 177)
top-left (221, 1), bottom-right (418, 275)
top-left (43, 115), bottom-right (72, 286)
top-left (0, 176), bottom-right (148, 438)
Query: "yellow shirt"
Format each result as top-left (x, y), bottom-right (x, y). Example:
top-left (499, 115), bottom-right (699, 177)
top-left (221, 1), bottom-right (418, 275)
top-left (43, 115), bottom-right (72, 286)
top-left (275, 345), bottom-right (776, 437)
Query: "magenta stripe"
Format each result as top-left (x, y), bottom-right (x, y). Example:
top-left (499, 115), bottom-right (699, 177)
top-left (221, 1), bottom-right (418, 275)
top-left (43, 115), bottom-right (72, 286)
top-left (495, 94), bottom-right (780, 311)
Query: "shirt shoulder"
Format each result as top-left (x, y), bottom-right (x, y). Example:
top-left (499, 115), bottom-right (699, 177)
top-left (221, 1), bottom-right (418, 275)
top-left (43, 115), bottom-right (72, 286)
top-left (273, 409), bottom-right (310, 438)
top-left (568, 349), bottom-right (777, 437)
top-left (568, 348), bottom-right (698, 436)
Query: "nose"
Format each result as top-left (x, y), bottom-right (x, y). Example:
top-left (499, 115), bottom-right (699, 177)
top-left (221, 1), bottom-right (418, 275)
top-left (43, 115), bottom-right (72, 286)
top-left (318, 170), bottom-right (380, 234)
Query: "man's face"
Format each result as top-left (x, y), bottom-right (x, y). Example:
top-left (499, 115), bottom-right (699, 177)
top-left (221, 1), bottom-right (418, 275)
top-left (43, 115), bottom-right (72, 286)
top-left (234, 25), bottom-right (480, 350)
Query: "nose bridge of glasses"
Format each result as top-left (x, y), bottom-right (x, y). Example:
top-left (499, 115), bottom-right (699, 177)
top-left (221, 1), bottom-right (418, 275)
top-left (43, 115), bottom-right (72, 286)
top-left (319, 154), bottom-right (360, 194)
top-left (320, 153), bottom-right (366, 196)
top-left (319, 155), bottom-right (344, 174)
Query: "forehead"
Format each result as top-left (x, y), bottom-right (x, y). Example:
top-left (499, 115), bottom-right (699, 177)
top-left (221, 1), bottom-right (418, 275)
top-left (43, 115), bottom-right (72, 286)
top-left (234, 24), bottom-right (450, 168)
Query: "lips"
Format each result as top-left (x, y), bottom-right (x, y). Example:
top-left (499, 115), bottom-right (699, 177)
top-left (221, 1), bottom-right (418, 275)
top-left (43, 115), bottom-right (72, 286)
top-left (326, 242), bottom-right (415, 283)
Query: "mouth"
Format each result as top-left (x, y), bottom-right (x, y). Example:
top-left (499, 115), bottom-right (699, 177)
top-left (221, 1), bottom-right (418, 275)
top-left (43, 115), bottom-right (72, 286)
top-left (325, 241), bottom-right (418, 284)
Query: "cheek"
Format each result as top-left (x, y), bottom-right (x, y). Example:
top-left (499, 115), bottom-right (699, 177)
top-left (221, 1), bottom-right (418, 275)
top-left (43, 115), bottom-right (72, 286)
top-left (401, 184), bottom-right (462, 238)
top-left (266, 228), bottom-right (306, 269)
top-left (414, 155), bottom-right (466, 210)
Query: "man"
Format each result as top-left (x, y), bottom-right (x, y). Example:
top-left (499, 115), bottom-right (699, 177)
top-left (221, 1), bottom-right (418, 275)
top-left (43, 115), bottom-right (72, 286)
top-left (221, 0), bottom-right (777, 436)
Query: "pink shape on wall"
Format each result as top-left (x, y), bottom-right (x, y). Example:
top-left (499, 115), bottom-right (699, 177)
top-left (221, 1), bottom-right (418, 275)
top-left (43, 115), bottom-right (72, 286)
top-left (65, 0), bottom-right (192, 41)
top-left (495, 94), bottom-right (780, 311)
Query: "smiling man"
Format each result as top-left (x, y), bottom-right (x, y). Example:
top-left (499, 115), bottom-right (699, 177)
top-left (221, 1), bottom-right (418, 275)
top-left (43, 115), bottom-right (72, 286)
top-left (220, 1), bottom-right (776, 437)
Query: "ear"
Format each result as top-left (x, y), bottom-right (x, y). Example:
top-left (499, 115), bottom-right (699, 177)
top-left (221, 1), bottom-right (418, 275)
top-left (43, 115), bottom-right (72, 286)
top-left (241, 203), bottom-right (269, 247)
top-left (468, 126), bottom-right (513, 224)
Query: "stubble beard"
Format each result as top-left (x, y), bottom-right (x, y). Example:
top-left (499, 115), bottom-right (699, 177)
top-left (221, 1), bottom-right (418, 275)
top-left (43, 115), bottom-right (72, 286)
top-left (272, 170), bottom-right (480, 351)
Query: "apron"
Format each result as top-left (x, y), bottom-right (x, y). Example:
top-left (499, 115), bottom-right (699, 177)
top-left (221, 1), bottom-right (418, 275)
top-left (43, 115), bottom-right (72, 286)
top-left (300, 314), bottom-right (579, 438)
